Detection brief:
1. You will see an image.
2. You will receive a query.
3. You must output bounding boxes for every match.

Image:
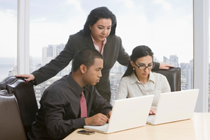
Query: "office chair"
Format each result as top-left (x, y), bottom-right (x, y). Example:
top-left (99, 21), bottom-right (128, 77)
top-left (0, 76), bottom-right (38, 139)
top-left (0, 90), bottom-right (27, 140)
top-left (154, 67), bottom-right (181, 91)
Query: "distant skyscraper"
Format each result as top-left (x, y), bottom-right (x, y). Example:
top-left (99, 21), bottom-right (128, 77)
top-left (9, 66), bottom-right (17, 77)
top-left (42, 44), bottom-right (65, 65)
top-left (153, 56), bottom-right (159, 63)
top-left (163, 56), bottom-right (170, 64)
top-left (109, 62), bottom-right (126, 105)
top-left (189, 59), bottom-right (193, 88)
top-left (34, 44), bottom-right (72, 107)
top-left (41, 44), bottom-right (71, 76)
top-left (180, 63), bottom-right (188, 89)
top-left (169, 55), bottom-right (179, 67)
top-left (180, 59), bottom-right (193, 90)
top-left (162, 55), bottom-right (193, 90)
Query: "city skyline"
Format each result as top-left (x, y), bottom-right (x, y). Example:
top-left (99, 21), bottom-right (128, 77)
top-left (0, 45), bottom-right (208, 111)
top-left (0, 44), bottom-right (194, 83)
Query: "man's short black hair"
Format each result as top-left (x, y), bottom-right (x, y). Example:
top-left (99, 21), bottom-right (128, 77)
top-left (72, 48), bottom-right (103, 72)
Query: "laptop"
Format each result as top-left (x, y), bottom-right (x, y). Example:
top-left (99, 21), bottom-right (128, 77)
top-left (84, 95), bottom-right (154, 134)
top-left (147, 89), bottom-right (199, 125)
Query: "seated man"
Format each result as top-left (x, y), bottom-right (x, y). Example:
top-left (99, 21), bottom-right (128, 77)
top-left (28, 48), bottom-right (112, 140)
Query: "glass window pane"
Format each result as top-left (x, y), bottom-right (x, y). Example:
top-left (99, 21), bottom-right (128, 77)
top-left (0, 0), bottom-right (17, 81)
top-left (30, 0), bottom-right (193, 106)
top-left (209, 0), bottom-right (210, 112)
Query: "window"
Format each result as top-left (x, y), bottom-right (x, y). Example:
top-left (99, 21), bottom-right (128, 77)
top-left (30, 0), bottom-right (193, 106)
top-left (0, 0), bottom-right (17, 81)
top-left (209, 0), bottom-right (210, 112)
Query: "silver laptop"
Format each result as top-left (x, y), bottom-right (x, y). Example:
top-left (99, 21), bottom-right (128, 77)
top-left (84, 95), bottom-right (154, 134)
top-left (147, 89), bottom-right (199, 125)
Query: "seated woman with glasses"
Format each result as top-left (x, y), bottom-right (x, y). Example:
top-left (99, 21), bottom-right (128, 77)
top-left (116, 45), bottom-right (171, 115)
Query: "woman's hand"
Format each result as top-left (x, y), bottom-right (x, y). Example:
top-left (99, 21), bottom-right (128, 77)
top-left (149, 107), bottom-right (156, 115)
top-left (159, 63), bottom-right (174, 70)
top-left (15, 74), bottom-right (35, 82)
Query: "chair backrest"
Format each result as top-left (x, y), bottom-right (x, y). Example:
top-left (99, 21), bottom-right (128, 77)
top-left (0, 76), bottom-right (38, 139)
top-left (6, 77), bottom-right (38, 135)
top-left (0, 76), bottom-right (16, 90)
top-left (0, 90), bottom-right (27, 140)
top-left (154, 67), bottom-right (181, 91)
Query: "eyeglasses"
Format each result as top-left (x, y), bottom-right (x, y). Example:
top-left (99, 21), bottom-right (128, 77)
top-left (134, 63), bottom-right (155, 70)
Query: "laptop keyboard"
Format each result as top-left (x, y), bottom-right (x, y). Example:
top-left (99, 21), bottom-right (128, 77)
top-left (147, 115), bottom-right (156, 124)
top-left (85, 123), bottom-right (108, 133)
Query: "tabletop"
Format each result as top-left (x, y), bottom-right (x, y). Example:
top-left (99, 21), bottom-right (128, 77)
top-left (63, 113), bottom-right (210, 140)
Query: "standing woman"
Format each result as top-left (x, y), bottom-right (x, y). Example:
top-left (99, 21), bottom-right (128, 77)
top-left (16, 7), bottom-right (172, 102)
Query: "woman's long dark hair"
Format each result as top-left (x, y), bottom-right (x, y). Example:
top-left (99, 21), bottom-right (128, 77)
top-left (123, 45), bottom-right (154, 77)
top-left (83, 7), bottom-right (117, 36)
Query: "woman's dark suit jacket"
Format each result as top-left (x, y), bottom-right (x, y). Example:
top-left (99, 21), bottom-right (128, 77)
top-left (32, 30), bottom-right (160, 102)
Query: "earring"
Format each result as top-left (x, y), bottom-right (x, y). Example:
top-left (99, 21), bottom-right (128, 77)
top-left (133, 67), bottom-right (135, 70)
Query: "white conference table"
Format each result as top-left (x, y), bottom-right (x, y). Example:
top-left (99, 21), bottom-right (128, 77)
top-left (63, 113), bottom-right (210, 140)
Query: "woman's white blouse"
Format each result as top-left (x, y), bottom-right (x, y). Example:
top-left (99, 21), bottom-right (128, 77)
top-left (116, 72), bottom-right (171, 108)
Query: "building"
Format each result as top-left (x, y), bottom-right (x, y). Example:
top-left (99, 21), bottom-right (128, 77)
top-left (109, 62), bottom-right (127, 105)
top-left (34, 44), bottom-right (72, 105)
top-left (42, 44), bottom-right (72, 76)
top-left (163, 56), bottom-right (170, 64)
top-left (42, 44), bottom-right (65, 65)
top-left (169, 55), bottom-right (179, 67)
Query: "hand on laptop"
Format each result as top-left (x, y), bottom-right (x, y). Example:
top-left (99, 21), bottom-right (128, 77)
top-left (85, 113), bottom-right (108, 126)
top-left (149, 107), bottom-right (156, 115)
top-left (107, 111), bottom-right (112, 123)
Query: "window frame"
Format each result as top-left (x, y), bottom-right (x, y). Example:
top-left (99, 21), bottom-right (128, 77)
top-left (17, 0), bottom-right (209, 112)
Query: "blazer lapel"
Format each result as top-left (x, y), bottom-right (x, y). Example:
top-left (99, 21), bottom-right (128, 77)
top-left (103, 36), bottom-right (112, 66)
top-left (84, 34), bottom-right (113, 67)
top-left (84, 35), bottom-right (95, 50)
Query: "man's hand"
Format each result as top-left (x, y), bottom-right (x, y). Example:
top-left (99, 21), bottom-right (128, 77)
top-left (159, 63), bottom-right (174, 70)
top-left (85, 113), bottom-right (108, 126)
top-left (149, 107), bottom-right (156, 115)
top-left (107, 111), bottom-right (112, 123)
top-left (15, 74), bottom-right (35, 82)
